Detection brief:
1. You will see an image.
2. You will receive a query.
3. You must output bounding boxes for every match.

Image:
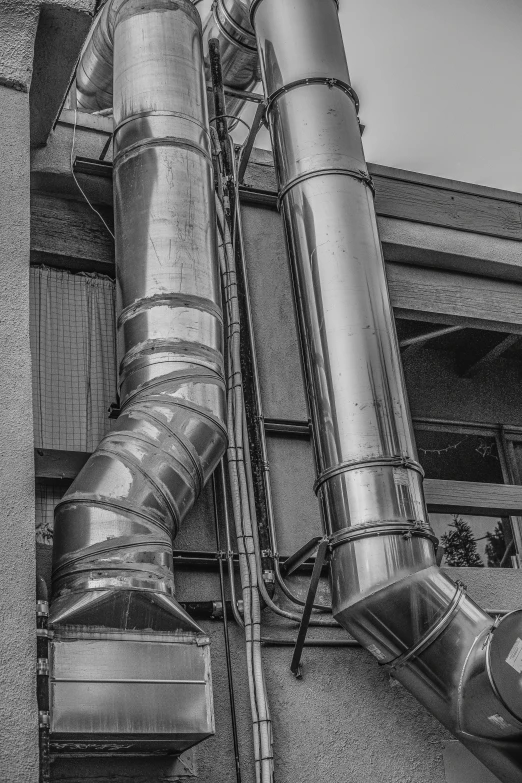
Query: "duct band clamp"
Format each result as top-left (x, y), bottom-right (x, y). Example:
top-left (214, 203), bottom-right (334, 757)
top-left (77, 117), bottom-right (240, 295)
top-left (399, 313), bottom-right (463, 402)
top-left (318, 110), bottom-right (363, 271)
top-left (329, 520), bottom-right (438, 549)
top-left (382, 580), bottom-right (467, 673)
top-left (278, 167), bottom-right (374, 210)
top-left (213, 0), bottom-right (257, 52)
top-left (265, 77), bottom-right (359, 117)
top-left (250, 0), bottom-right (339, 25)
top-left (113, 135), bottom-right (212, 168)
top-left (313, 456), bottom-right (424, 495)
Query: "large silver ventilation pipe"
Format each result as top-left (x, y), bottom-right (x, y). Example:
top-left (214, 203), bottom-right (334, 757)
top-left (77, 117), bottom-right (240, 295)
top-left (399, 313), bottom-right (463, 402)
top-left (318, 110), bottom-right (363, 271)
top-left (249, 0), bottom-right (522, 779)
top-left (49, 0), bottom-right (225, 754)
top-left (76, 0), bottom-right (260, 124)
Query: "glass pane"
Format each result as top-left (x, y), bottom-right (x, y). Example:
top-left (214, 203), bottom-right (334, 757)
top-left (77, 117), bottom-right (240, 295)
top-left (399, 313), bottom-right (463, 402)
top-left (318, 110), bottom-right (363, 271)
top-left (415, 429), bottom-right (504, 484)
top-left (430, 513), bottom-right (513, 568)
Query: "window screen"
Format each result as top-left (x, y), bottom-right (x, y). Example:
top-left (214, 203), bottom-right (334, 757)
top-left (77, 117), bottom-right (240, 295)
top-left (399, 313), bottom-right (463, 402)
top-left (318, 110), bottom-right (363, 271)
top-left (30, 266), bottom-right (116, 452)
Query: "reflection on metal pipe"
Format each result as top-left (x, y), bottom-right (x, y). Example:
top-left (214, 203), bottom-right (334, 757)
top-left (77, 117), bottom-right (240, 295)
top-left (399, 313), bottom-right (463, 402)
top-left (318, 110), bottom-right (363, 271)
top-left (250, 0), bottom-right (522, 779)
top-left (202, 0), bottom-right (260, 125)
top-left (49, 0), bottom-right (225, 755)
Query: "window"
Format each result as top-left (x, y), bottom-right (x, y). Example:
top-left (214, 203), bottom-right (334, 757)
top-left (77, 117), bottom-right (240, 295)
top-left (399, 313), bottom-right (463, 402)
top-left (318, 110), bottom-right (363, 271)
top-left (414, 419), bottom-right (522, 568)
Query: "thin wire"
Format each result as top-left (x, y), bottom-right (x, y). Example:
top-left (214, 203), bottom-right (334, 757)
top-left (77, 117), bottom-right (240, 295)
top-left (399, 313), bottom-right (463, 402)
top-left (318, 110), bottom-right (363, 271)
top-left (211, 114), bottom-right (253, 135)
top-left (70, 107), bottom-right (115, 240)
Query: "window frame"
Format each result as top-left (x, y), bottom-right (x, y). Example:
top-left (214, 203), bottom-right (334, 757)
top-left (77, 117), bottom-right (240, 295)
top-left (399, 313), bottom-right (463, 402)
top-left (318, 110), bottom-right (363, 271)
top-left (414, 417), bottom-right (522, 566)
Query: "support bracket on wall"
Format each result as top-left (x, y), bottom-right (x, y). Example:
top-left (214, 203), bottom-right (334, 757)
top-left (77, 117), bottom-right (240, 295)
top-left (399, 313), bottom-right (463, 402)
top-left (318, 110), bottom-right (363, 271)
top-left (290, 537), bottom-right (329, 678)
top-left (280, 535), bottom-right (323, 577)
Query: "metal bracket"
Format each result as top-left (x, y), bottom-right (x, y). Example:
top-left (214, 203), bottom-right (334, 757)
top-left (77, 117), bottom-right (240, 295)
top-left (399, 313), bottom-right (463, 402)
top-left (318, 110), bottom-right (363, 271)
top-left (436, 542), bottom-right (445, 566)
top-left (280, 535), bottom-right (322, 578)
top-left (290, 537), bottom-right (329, 678)
top-left (237, 100), bottom-right (266, 184)
top-left (99, 132), bottom-right (113, 161)
top-left (108, 400), bottom-right (121, 419)
top-left (37, 600), bottom-right (49, 617)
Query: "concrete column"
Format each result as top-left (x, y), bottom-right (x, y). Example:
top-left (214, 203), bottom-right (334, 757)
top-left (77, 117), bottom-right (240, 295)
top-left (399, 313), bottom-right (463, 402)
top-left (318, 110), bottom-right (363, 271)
top-left (0, 6), bottom-right (39, 780)
top-left (0, 84), bottom-right (38, 782)
top-left (0, 4), bottom-right (96, 778)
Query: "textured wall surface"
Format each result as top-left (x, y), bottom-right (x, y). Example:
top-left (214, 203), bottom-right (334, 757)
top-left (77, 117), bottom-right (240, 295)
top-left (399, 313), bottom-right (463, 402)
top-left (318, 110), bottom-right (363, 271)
top-left (0, 5), bottom-right (95, 778)
top-left (0, 0), bottom-right (93, 92)
top-left (0, 84), bottom-right (38, 783)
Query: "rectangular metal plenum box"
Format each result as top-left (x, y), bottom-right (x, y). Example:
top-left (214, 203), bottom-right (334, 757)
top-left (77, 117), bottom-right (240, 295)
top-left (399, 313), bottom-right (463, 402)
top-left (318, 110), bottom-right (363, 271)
top-left (49, 629), bottom-right (214, 755)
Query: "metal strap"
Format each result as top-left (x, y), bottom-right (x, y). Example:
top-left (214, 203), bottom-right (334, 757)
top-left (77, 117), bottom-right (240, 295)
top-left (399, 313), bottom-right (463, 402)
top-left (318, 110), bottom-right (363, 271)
top-left (383, 581), bottom-right (467, 673)
top-left (53, 677), bottom-right (206, 684)
top-left (118, 292), bottom-right (223, 328)
top-left (278, 167), bottom-right (374, 210)
top-left (114, 136), bottom-right (212, 167)
top-left (313, 456), bottom-right (424, 495)
top-left (114, 110), bottom-right (210, 138)
top-left (265, 77), bottom-right (359, 116)
top-left (329, 520), bottom-right (437, 549)
top-left (51, 538), bottom-right (170, 579)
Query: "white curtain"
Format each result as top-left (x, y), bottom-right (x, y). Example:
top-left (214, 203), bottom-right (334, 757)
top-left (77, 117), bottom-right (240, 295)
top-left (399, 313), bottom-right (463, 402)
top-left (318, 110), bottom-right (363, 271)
top-left (30, 267), bottom-right (117, 544)
top-left (30, 266), bottom-right (116, 452)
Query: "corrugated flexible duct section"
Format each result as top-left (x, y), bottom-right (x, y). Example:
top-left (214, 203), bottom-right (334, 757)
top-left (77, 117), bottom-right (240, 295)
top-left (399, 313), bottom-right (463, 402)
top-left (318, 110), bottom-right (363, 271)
top-left (249, 0), bottom-right (522, 780)
top-left (49, 0), bottom-right (225, 753)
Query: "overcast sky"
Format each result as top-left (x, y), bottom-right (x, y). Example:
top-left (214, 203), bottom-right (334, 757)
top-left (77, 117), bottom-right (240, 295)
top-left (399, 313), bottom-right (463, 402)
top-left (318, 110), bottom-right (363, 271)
top-left (201, 0), bottom-right (522, 192)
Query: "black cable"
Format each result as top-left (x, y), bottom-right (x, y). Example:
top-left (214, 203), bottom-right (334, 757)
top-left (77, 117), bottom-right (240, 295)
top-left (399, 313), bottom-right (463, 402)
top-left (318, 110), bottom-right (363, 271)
top-left (213, 466), bottom-right (242, 783)
top-left (36, 575), bottom-right (50, 783)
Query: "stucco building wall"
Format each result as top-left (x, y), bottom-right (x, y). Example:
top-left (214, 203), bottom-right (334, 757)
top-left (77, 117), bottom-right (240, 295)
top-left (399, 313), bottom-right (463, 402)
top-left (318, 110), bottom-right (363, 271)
top-left (0, 82), bottom-right (39, 783)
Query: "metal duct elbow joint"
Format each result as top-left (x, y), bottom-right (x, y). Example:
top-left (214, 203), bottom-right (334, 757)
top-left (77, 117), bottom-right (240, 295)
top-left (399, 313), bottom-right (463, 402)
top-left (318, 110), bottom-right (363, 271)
top-left (77, 0), bottom-right (260, 126)
top-left (249, 0), bottom-right (522, 780)
top-left (49, 0), bottom-right (225, 755)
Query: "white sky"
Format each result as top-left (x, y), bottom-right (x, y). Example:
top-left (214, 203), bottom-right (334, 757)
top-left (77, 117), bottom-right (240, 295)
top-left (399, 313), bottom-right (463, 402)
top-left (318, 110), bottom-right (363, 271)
top-left (201, 0), bottom-right (522, 193)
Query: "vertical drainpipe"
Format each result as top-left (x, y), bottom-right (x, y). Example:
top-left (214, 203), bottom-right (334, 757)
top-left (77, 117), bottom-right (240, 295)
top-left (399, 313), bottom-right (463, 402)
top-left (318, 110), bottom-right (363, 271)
top-left (250, 1), bottom-right (522, 780)
top-left (48, 0), bottom-right (226, 753)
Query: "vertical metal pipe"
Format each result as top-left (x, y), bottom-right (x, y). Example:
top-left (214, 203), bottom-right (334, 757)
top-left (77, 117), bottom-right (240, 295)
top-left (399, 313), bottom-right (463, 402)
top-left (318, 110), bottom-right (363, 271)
top-left (250, 1), bottom-right (522, 779)
top-left (51, 0), bottom-right (227, 635)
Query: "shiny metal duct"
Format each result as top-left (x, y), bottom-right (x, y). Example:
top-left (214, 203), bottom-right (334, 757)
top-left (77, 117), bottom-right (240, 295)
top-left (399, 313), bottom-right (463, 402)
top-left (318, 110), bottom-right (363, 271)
top-left (201, 0), bottom-right (260, 124)
top-left (77, 0), bottom-right (260, 124)
top-left (49, 0), bottom-right (225, 754)
top-left (250, 0), bottom-right (522, 779)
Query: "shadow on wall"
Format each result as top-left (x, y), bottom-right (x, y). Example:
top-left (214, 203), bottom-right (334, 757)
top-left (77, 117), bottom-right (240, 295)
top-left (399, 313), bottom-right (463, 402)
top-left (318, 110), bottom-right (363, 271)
top-left (444, 742), bottom-right (501, 783)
